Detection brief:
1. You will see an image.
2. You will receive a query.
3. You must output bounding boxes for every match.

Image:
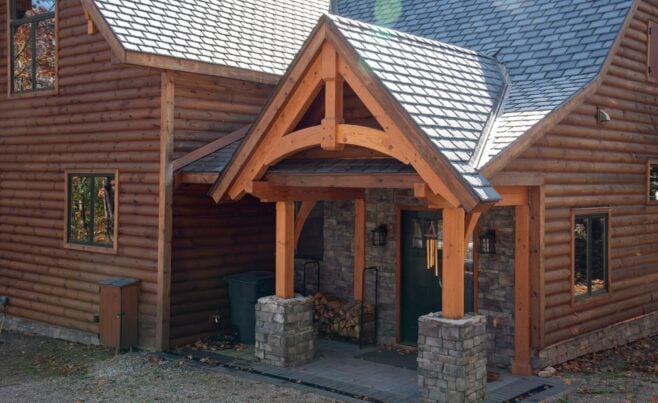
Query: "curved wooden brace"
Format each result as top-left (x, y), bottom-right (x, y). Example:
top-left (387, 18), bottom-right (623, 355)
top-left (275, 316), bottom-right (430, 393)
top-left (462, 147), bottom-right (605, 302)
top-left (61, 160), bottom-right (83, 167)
top-left (337, 124), bottom-right (411, 164)
top-left (259, 124), bottom-right (410, 169)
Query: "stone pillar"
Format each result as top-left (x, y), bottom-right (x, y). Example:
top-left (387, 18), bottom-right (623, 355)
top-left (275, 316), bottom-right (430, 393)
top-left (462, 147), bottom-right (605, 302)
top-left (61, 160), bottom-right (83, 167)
top-left (255, 295), bottom-right (316, 367)
top-left (417, 313), bottom-right (487, 402)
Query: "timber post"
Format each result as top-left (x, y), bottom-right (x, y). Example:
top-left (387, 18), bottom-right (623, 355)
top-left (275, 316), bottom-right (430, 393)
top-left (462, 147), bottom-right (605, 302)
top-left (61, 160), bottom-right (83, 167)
top-left (442, 207), bottom-right (466, 319)
top-left (275, 201), bottom-right (295, 298)
top-left (512, 202), bottom-right (532, 375)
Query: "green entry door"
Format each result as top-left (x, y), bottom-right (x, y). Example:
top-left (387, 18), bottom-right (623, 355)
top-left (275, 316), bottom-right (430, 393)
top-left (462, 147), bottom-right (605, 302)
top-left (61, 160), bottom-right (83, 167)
top-left (400, 210), bottom-right (442, 344)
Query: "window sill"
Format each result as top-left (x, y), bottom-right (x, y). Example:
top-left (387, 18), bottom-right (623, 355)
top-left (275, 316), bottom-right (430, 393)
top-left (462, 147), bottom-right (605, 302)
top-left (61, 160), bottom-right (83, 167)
top-left (571, 289), bottom-right (611, 308)
top-left (6, 88), bottom-right (58, 100)
top-left (64, 242), bottom-right (118, 255)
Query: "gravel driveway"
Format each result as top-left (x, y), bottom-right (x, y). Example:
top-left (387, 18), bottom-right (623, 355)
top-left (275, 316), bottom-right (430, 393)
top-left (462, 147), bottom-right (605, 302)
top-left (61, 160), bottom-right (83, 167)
top-left (0, 331), bottom-right (336, 402)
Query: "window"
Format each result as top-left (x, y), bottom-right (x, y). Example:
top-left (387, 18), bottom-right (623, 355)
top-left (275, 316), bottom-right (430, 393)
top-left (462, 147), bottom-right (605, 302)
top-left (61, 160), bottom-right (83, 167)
top-left (9, 0), bottom-right (56, 94)
top-left (573, 210), bottom-right (609, 300)
top-left (66, 172), bottom-right (117, 251)
top-left (647, 160), bottom-right (658, 203)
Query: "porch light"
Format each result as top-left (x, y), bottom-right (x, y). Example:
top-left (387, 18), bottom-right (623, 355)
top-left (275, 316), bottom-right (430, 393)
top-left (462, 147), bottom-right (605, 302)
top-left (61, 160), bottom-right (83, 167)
top-left (479, 230), bottom-right (496, 255)
top-left (371, 224), bottom-right (388, 246)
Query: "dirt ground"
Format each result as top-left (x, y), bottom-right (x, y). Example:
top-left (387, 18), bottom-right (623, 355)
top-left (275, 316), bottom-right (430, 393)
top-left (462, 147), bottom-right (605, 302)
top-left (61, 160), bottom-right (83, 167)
top-left (0, 331), bottom-right (335, 402)
top-left (555, 334), bottom-right (658, 402)
top-left (1, 330), bottom-right (657, 402)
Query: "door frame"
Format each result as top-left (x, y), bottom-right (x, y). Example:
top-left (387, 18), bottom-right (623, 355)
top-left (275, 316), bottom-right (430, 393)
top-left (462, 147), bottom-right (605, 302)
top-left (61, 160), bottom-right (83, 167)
top-left (395, 205), bottom-right (480, 343)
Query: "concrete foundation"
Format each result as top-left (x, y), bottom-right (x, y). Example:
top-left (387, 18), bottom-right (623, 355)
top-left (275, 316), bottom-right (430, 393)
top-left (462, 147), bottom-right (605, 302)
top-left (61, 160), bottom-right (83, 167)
top-left (255, 295), bottom-right (316, 367)
top-left (417, 313), bottom-right (487, 403)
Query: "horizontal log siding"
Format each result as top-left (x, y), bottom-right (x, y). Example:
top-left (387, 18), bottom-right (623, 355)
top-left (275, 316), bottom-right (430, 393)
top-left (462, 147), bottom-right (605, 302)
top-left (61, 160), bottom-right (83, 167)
top-left (172, 72), bottom-right (273, 159)
top-left (501, 0), bottom-right (658, 347)
top-left (170, 186), bottom-right (275, 346)
top-left (0, 1), bottom-right (161, 347)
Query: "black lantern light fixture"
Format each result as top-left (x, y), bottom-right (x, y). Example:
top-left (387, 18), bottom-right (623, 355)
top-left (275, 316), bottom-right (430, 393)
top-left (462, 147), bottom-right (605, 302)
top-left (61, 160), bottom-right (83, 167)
top-left (479, 230), bottom-right (496, 255)
top-left (371, 224), bottom-right (388, 246)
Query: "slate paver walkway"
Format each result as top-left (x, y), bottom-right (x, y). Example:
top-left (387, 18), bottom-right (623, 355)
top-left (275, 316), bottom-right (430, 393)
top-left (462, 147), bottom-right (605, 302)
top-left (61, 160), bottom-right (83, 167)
top-left (177, 338), bottom-right (575, 402)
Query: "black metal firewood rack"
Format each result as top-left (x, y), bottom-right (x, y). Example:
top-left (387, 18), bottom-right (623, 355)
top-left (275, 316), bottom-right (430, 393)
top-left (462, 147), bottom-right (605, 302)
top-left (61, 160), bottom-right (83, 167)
top-left (359, 266), bottom-right (378, 348)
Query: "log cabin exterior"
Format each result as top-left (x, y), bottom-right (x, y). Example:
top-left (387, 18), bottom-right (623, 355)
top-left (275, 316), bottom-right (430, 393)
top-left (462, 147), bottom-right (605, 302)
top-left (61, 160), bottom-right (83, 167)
top-left (1, 0), bottom-right (657, 384)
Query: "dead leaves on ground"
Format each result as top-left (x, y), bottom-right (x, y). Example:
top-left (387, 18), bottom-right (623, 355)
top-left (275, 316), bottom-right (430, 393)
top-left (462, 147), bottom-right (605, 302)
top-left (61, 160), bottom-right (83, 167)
top-left (556, 334), bottom-right (658, 378)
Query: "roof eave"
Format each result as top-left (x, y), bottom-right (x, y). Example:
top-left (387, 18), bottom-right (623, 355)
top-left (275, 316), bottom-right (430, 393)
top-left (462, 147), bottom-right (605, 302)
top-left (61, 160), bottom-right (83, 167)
top-left (82, 0), bottom-right (281, 84)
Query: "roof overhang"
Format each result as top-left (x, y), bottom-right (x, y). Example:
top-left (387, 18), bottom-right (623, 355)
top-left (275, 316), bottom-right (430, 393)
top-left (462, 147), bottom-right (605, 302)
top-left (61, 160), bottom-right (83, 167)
top-left (80, 0), bottom-right (280, 84)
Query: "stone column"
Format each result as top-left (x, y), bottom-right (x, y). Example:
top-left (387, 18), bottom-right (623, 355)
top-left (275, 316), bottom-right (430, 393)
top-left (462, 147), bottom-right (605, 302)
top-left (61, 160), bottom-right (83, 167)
top-left (255, 295), bottom-right (316, 367)
top-left (417, 313), bottom-right (487, 402)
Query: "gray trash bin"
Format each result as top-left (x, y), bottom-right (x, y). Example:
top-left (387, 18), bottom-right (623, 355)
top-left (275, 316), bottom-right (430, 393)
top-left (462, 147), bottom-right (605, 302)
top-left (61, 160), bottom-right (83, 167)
top-left (224, 271), bottom-right (275, 344)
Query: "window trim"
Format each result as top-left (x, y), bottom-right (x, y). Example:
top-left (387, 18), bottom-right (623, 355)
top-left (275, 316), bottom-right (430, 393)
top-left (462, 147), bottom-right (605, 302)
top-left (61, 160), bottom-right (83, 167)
top-left (646, 159), bottom-right (658, 205)
top-left (63, 169), bottom-right (119, 255)
top-left (570, 207), bottom-right (611, 306)
top-left (6, 0), bottom-right (59, 97)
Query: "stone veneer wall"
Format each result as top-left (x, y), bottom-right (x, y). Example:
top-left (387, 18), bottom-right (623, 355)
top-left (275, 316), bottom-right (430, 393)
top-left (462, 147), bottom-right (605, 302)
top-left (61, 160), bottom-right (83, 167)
top-left (294, 192), bottom-right (518, 351)
top-left (476, 206), bottom-right (516, 368)
top-left (294, 189), bottom-right (422, 344)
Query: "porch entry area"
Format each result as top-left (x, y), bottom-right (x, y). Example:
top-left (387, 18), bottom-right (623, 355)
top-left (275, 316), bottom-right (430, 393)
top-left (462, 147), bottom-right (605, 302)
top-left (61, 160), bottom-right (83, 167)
top-left (198, 28), bottom-right (537, 399)
top-left (400, 209), bottom-right (476, 344)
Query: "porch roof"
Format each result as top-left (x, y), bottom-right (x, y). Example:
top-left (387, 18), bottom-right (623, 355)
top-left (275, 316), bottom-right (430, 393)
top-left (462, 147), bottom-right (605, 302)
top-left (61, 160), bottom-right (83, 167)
top-left (268, 158), bottom-right (415, 174)
top-left (328, 15), bottom-right (504, 202)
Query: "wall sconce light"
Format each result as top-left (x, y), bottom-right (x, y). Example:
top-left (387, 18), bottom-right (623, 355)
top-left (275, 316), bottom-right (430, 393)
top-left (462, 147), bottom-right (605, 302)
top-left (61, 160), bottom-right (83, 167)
top-left (479, 230), bottom-right (496, 255)
top-left (597, 107), bottom-right (611, 123)
top-left (371, 224), bottom-right (388, 246)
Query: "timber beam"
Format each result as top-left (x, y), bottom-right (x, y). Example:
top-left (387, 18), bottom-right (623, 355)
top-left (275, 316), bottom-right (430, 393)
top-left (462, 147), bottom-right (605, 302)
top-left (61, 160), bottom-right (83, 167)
top-left (247, 181), bottom-right (364, 202)
top-left (413, 183), bottom-right (458, 209)
top-left (264, 173), bottom-right (422, 189)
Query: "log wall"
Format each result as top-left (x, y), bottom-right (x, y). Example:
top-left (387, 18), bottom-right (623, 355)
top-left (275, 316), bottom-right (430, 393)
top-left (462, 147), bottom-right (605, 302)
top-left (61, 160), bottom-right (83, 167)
top-left (172, 72), bottom-right (274, 159)
top-left (170, 186), bottom-right (275, 346)
top-left (0, 0), bottom-right (162, 347)
top-left (500, 0), bottom-right (658, 347)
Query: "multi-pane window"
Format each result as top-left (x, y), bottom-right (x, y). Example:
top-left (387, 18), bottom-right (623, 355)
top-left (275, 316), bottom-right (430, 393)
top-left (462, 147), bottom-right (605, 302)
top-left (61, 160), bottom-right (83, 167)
top-left (573, 211), bottom-right (609, 299)
top-left (647, 160), bottom-right (658, 202)
top-left (67, 173), bottom-right (117, 249)
top-left (10, 0), bottom-right (56, 93)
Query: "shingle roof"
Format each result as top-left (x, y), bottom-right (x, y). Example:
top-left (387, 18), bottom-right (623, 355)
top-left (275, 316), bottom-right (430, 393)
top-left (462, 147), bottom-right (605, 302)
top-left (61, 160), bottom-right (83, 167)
top-left (329, 15), bottom-right (504, 201)
top-left (92, 0), bottom-right (330, 76)
top-left (268, 158), bottom-right (415, 174)
top-left (182, 141), bottom-right (241, 173)
top-left (333, 0), bottom-right (633, 166)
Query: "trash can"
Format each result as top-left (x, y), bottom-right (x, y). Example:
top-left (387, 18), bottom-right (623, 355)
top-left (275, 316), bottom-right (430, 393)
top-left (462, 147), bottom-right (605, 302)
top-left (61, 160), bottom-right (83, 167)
top-left (224, 271), bottom-right (276, 344)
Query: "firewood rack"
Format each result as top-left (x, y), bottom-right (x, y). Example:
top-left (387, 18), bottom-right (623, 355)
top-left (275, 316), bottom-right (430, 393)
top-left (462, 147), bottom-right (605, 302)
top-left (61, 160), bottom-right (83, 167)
top-left (359, 266), bottom-right (378, 348)
top-left (302, 260), bottom-right (321, 295)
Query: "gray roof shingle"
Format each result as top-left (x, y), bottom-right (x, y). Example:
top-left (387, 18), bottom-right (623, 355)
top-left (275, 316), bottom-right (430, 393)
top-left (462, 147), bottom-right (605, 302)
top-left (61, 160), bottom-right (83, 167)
top-left (182, 141), bottom-right (241, 173)
top-left (333, 0), bottom-right (633, 166)
top-left (329, 15), bottom-right (504, 201)
top-left (93, 0), bottom-right (331, 76)
top-left (268, 158), bottom-right (416, 174)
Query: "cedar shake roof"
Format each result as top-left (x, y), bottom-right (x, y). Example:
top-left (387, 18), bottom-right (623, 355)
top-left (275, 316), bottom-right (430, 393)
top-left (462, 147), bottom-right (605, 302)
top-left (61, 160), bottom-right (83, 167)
top-left (92, 0), bottom-right (330, 76)
top-left (332, 0), bottom-right (633, 167)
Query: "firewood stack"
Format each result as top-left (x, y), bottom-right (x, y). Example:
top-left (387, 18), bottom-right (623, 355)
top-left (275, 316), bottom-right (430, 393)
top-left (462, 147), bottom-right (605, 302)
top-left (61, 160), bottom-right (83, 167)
top-left (311, 292), bottom-right (376, 342)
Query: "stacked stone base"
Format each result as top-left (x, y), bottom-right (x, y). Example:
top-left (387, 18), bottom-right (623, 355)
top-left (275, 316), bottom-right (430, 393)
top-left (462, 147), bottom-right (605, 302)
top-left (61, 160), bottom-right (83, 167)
top-left (255, 295), bottom-right (316, 367)
top-left (418, 313), bottom-right (487, 403)
top-left (533, 310), bottom-right (658, 369)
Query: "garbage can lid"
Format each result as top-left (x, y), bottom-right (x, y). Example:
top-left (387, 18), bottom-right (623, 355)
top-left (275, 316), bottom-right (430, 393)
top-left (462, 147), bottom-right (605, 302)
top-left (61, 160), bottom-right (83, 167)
top-left (223, 271), bottom-right (275, 285)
